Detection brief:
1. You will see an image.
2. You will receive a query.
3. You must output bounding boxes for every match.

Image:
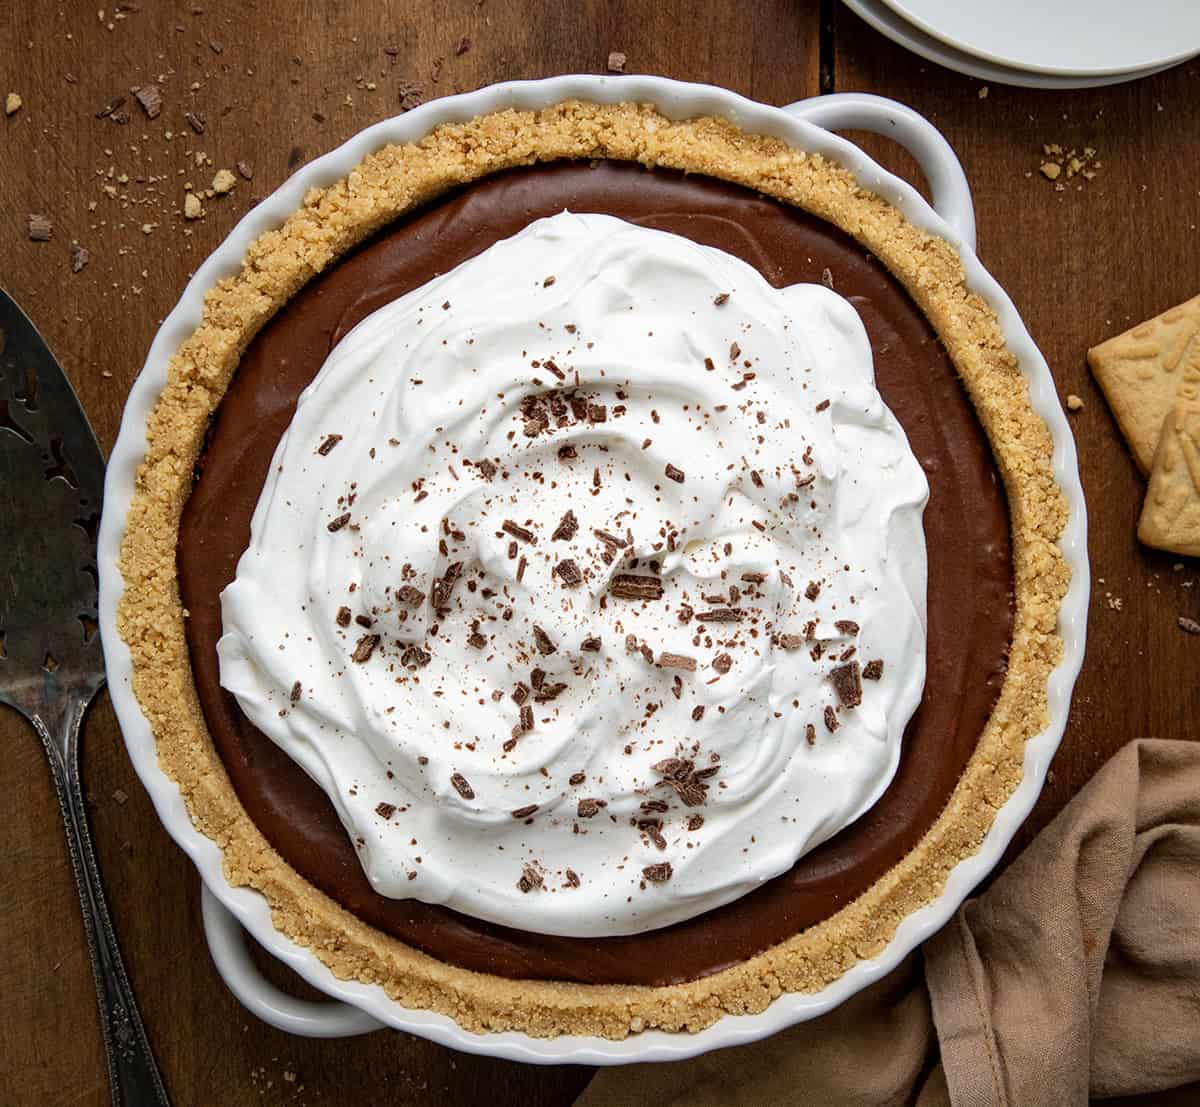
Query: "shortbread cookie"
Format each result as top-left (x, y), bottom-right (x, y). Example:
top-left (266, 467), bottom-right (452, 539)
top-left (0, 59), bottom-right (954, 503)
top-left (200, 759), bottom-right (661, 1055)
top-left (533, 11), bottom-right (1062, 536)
top-left (1139, 382), bottom-right (1200, 557)
top-left (1088, 294), bottom-right (1200, 474)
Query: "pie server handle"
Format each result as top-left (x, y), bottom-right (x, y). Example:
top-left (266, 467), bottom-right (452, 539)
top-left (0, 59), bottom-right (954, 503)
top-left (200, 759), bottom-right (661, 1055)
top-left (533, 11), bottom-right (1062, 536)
top-left (200, 885), bottom-right (385, 1037)
top-left (782, 92), bottom-right (977, 251)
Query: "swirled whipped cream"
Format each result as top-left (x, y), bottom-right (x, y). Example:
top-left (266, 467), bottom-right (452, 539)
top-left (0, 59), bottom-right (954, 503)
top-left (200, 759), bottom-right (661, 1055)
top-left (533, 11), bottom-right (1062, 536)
top-left (218, 211), bottom-right (928, 937)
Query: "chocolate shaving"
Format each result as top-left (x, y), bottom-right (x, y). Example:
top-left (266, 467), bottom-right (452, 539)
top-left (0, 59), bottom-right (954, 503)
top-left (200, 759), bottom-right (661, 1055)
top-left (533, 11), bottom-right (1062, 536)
top-left (534, 682), bottom-right (568, 703)
top-left (729, 341), bottom-right (741, 360)
top-left (289, 681), bottom-right (302, 703)
top-left (831, 661), bottom-right (863, 708)
top-left (554, 558), bottom-right (583, 587)
top-left (687, 815), bottom-right (705, 831)
top-left (835, 620), bottom-right (860, 636)
top-left (476, 458), bottom-right (497, 480)
top-left (552, 509), bottom-right (579, 541)
top-left (400, 645), bottom-right (431, 668)
top-left (511, 804), bottom-right (539, 819)
top-left (450, 772), bottom-right (475, 800)
top-left (336, 606), bottom-right (352, 627)
top-left (184, 110), bottom-right (206, 134)
top-left (640, 820), bottom-right (667, 851)
top-left (517, 863), bottom-right (543, 893)
top-left (653, 757), bottom-right (716, 807)
top-left (641, 799), bottom-right (669, 813)
top-left (557, 444), bottom-right (578, 461)
top-left (863, 658), bottom-right (885, 681)
top-left (327, 512), bottom-right (351, 532)
top-left (610, 574), bottom-right (664, 601)
top-left (467, 630), bottom-right (488, 650)
top-left (678, 603), bottom-right (694, 624)
top-left (779, 634), bottom-right (803, 650)
top-left (429, 562), bottom-right (462, 610)
top-left (351, 634), bottom-right (380, 663)
top-left (519, 704), bottom-right (534, 731)
top-left (805, 723), bottom-right (817, 745)
top-left (375, 802), bottom-right (396, 819)
top-left (658, 653), bottom-right (697, 671)
top-left (502, 519), bottom-right (536, 544)
top-left (517, 556), bottom-right (528, 582)
top-left (697, 608), bottom-right (742, 623)
top-left (824, 705), bottom-right (839, 733)
top-left (741, 572), bottom-right (767, 584)
top-left (565, 869), bottom-right (580, 888)
top-left (396, 585), bottom-right (424, 607)
top-left (642, 862), bottom-right (673, 884)
top-left (577, 798), bottom-right (601, 818)
top-left (532, 625), bottom-right (557, 655)
top-left (692, 705), bottom-right (705, 721)
top-left (594, 528), bottom-right (627, 548)
top-left (712, 652), bottom-right (732, 675)
top-left (815, 399), bottom-right (831, 412)
top-left (713, 292), bottom-right (730, 305)
top-left (317, 433), bottom-right (343, 455)
top-left (512, 682), bottom-right (530, 705)
top-left (580, 635), bottom-right (602, 652)
top-left (70, 243), bottom-right (90, 273)
top-left (664, 463), bottom-right (685, 484)
top-left (805, 580), bottom-right (821, 601)
top-left (569, 771), bottom-right (586, 786)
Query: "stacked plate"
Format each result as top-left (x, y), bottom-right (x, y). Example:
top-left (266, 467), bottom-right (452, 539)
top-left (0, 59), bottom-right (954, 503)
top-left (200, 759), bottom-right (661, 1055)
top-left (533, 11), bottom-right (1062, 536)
top-left (843, 0), bottom-right (1200, 89)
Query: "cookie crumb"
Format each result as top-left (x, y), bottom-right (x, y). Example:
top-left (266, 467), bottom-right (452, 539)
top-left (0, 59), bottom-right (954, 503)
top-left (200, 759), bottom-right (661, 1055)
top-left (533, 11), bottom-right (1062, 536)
top-left (184, 192), bottom-right (203, 219)
top-left (977, 85), bottom-right (989, 99)
top-left (5, 92), bottom-right (22, 116)
top-left (1066, 394), bottom-right (1084, 412)
top-left (212, 168), bottom-right (237, 194)
top-left (70, 242), bottom-right (90, 273)
top-left (1039, 161), bottom-right (1061, 181)
top-left (607, 51), bottom-right (627, 73)
top-left (1179, 616), bottom-right (1200, 635)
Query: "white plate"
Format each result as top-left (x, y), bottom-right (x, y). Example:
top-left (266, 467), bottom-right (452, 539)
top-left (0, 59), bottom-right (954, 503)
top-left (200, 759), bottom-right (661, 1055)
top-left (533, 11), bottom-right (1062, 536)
top-left (97, 77), bottom-right (1090, 1063)
top-left (878, 0), bottom-right (1200, 78)
top-left (843, 0), bottom-right (1188, 88)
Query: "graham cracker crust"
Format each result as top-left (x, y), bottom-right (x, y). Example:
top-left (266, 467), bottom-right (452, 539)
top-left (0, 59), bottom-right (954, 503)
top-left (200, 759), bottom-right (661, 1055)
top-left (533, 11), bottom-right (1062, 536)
top-left (117, 100), bottom-right (1069, 1038)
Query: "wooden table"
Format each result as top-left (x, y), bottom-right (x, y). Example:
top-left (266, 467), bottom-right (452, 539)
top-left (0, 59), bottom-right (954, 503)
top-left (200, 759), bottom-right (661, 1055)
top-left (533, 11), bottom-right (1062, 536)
top-left (3, 2), bottom-right (1197, 1103)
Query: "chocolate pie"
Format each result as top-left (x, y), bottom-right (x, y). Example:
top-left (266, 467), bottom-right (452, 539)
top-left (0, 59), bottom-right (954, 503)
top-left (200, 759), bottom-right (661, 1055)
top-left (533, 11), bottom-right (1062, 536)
top-left (118, 102), bottom-right (1069, 1037)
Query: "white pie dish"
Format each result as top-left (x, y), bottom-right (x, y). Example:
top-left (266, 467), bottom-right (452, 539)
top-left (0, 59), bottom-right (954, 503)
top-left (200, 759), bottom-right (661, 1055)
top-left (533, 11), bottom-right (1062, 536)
top-left (97, 75), bottom-right (1089, 1064)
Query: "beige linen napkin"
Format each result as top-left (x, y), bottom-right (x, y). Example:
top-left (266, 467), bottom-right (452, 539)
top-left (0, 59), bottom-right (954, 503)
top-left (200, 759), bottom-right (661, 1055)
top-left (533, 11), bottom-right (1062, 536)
top-left (577, 739), bottom-right (1200, 1107)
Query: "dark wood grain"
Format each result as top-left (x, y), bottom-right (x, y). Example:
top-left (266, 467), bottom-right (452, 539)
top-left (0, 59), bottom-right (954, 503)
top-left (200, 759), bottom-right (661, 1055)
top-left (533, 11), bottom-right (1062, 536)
top-left (1, 1), bottom-right (1196, 1104)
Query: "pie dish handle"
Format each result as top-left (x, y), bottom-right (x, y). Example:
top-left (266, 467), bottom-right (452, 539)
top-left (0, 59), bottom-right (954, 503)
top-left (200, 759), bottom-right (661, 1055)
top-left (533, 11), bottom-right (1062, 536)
top-left (200, 884), bottom-right (386, 1037)
top-left (781, 92), bottom-right (976, 251)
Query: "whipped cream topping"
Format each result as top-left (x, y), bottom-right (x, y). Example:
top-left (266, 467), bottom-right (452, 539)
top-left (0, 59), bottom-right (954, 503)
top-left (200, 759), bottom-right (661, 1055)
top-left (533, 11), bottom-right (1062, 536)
top-left (218, 212), bottom-right (929, 937)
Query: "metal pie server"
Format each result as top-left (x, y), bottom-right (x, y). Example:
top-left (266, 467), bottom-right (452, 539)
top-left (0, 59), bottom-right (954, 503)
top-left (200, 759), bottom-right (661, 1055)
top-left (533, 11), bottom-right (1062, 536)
top-left (0, 289), bottom-right (170, 1106)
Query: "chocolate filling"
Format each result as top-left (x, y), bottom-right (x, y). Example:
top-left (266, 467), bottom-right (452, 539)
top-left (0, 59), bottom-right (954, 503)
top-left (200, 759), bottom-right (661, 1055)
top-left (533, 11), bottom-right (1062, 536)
top-left (178, 161), bottom-right (1012, 986)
